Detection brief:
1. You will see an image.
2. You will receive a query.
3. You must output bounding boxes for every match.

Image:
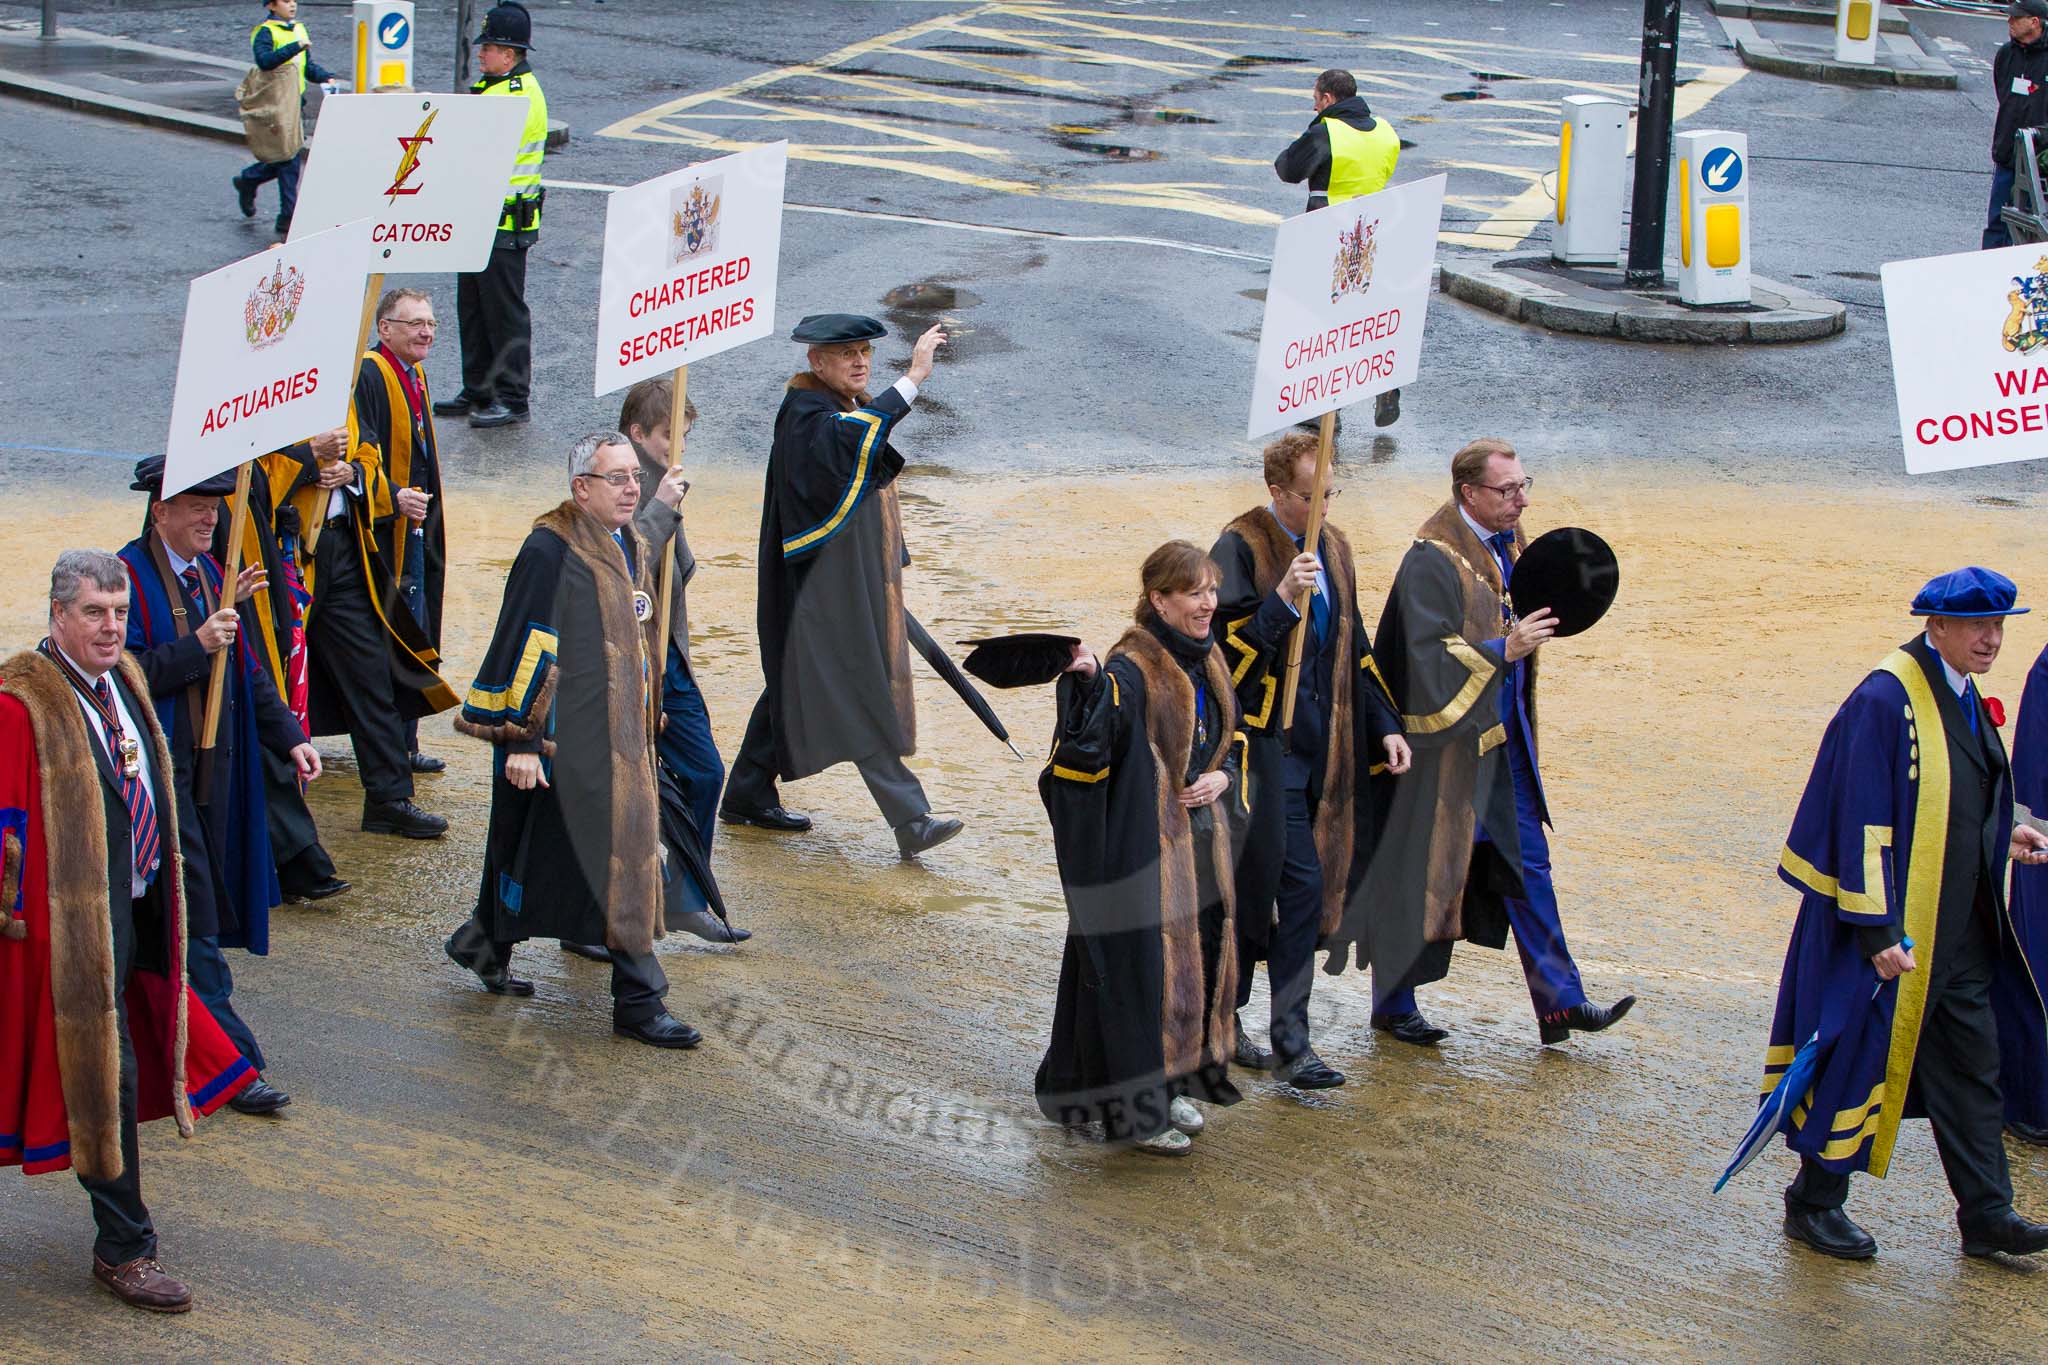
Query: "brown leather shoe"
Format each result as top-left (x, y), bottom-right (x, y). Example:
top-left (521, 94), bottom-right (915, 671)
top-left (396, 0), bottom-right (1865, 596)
top-left (93, 1254), bottom-right (193, 1313)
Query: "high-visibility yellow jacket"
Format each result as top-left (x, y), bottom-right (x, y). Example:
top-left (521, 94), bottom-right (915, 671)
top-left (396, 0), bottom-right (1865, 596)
top-left (473, 63), bottom-right (548, 245)
top-left (1274, 95), bottom-right (1400, 211)
top-left (251, 18), bottom-right (334, 95)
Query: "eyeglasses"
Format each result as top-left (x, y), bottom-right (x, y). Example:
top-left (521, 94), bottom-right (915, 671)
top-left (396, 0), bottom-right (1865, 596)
top-left (382, 318), bottom-right (438, 331)
top-left (1474, 477), bottom-right (1534, 497)
top-left (1278, 486), bottom-right (1342, 503)
top-left (575, 471), bottom-right (636, 488)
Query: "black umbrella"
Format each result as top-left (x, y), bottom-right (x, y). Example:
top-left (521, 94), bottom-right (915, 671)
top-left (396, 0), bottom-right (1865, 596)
top-left (657, 760), bottom-right (734, 933)
top-left (906, 611), bottom-right (1026, 760)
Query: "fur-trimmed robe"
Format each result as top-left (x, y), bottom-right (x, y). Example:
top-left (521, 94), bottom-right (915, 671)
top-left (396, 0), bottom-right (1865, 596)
top-left (455, 502), bottom-right (664, 954)
top-left (1034, 624), bottom-right (1247, 1143)
top-left (752, 373), bottom-right (916, 781)
top-left (1213, 509), bottom-right (1401, 961)
top-left (0, 648), bottom-right (253, 1179)
top-left (1341, 501), bottom-right (1533, 990)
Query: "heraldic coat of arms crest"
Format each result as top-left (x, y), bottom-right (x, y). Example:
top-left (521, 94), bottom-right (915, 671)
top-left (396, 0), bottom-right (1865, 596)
top-left (245, 261), bottom-right (306, 351)
top-left (669, 177), bottom-right (724, 266)
top-left (2002, 255), bottom-right (2048, 355)
top-left (1330, 216), bottom-right (1377, 304)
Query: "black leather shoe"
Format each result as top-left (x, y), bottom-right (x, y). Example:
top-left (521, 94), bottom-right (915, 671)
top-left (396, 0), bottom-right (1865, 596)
top-left (2008, 1120), bottom-right (2048, 1147)
top-left (896, 814), bottom-right (964, 858)
top-left (1962, 1208), bottom-right (2048, 1258)
top-left (1539, 994), bottom-right (1637, 1045)
top-left (282, 874), bottom-right (351, 904)
top-left (719, 800), bottom-right (812, 832)
top-left (233, 175), bottom-right (257, 218)
top-left (362, 798), bottom-right (448, 839)
top-left (228, 1078), bottom-right (291, 1116)
top-left (1784, 1205), bottom-right (1877, 1260)
top-left (616, 1012), bottom-right (702, 1049)
top-left (408, 751), bottom-right (446, 774)
top-left (672, 908), bottom-right (751, 943)
top-left (1277, 1049), bottom-right (1346, 1090)
top-left (559, 942), bottom-right (612, 963)
top-left (432, 394), bottom-right (479, 417)
top-left (1233, 1019), bottom-right (1274, 1071)
top-left (273, 214), bottom-right (292, 236)
top-left (469, 403), bottom-right (529, 428)
top-left (444, 933), bottom-right (534, 996)
top-left (1373, 1010), bottom-right (1450, 1046)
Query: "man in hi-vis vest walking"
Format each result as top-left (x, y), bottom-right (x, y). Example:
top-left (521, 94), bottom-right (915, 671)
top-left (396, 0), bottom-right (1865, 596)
top-left (1274, 68), bottom-right (1404, 429)
top-left (435, 2), bottom-right (548, 430)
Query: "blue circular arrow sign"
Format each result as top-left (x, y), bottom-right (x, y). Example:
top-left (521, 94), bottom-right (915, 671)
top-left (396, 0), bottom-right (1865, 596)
top-left (379, 13), bottom-right (411, 49)
top-left (1701, 147), bottom-right (1744, 194)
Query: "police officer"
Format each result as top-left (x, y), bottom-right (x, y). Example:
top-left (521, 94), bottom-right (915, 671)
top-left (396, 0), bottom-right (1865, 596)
top-left (434, 2), bottom-right (547, 430)
top-left (1988, 1), bottom-right (2048, 250)
top-left (1274, 68), bottom-right (1404, 427)
top-left (231, 0), bottom-right (337, 236)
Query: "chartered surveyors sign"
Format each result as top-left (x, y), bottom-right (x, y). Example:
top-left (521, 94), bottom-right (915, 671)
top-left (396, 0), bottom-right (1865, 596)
top-left (1884, 242), bottom-right (2048, 474)
top-left (1247, 174), bottom-right (1447, 439)
top-left (162, 221), bottom-right (374, 496)
top-left (594, 142), bottom-right (788, 394)
top-left (288, 93), bottom-right (525, 272)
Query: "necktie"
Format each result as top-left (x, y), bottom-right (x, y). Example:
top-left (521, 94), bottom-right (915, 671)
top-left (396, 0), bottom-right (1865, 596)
top-left (1964, 678), bottom-right (1981, 738)
top-left (613, 528), bottom-right (633, 576)
top-left (181, 563), bottom-right (205, 611)
top-left (1293, 532), bottom-right (1331, 644)
top-left (94, 677), bottom-right (160, 888)
top-left (1488, 531), bottom-right (1515, 580)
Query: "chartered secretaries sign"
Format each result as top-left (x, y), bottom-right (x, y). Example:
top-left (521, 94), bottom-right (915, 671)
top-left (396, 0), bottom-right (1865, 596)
top-left (1883, 242), bottom-right (2048, 475)
top-left (1247, 174), bottom-right (1446, 440)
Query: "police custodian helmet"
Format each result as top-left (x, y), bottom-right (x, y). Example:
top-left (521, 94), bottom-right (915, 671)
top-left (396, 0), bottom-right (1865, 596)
top-left (477, 1), bottom-right (534, 51)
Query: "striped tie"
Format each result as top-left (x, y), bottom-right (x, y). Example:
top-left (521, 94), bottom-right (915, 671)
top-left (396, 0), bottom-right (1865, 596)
top-left (94, 677), bottom-right (160, 887)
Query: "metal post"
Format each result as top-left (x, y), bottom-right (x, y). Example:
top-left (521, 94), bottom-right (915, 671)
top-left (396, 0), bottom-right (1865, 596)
top-left (455, 0), bottom-right (474, 91)
top-left (1625, 0), bottom-right (1682, 287)
top-left (41, 0), bottom-right (57, 40)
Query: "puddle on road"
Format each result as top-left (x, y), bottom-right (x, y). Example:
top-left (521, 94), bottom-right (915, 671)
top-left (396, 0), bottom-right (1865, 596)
top-left (1224, 54), bottom-right (1313, 68)
top-left (1053, 137), bottom-right (1161, 161)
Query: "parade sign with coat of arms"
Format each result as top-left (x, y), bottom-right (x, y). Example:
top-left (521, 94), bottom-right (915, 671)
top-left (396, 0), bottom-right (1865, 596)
top-left (594, 142), bottom-right (788, 395)
top-left (1247, 174), bottom-right (1447, 439)
top-left (287, 93), bottom-right (526, 273)
top-left (1883, 242), bottom-right (2048, 474)
top-left (162, 220), bottom-right (376, 497)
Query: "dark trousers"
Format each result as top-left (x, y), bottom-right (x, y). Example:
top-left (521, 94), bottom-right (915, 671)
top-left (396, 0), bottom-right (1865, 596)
top-left (1986, 164), bottom-right (2018, 251)
top-left (660, 645), bottom-right (725, 914)
top-left (264, 745), bottom-right (336, 889)
top-left (236, 148), bottom-right (304, 222)
top-left (449, 916), bottom-right (668, 1025)
top-left (1788, 927), bottom-right (2014, 1226)
top-left (1236, 780), bottom-right (1324, 1061)
top-left (77, 897), bottom-right (155, 1266)
top-left (309, 522), bottom-right (413, 805)
top-left (729, 689), bottom-right (929, 828)
top-left (186, 934), bottom-right (265, 1074)
top-left (400, 529), bottom-right (428, 757)
top-left (1490, 724), bottom-right (1586, 1018)
top-left (455, 244), bottom-right (532, 412)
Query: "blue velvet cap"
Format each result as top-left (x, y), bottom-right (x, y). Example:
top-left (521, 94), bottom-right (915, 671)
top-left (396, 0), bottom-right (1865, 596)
top-left (1910, 567), bottom-right (2029, 618)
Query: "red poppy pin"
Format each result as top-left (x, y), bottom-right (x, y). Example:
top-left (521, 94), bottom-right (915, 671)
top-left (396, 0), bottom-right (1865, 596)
top-left (1987, 696), bottom-right (2008, 728)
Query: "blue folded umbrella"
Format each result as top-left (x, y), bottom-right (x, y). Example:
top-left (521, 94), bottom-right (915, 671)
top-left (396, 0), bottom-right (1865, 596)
top-left (1714, 938), bottom-right (1911, 1193)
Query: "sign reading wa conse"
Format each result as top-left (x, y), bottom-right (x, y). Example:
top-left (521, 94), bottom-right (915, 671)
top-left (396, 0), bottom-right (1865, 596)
top-left (594, 141), bottom-right (788, 395)
top-left (1883, 242), bottom-right (2048, 474)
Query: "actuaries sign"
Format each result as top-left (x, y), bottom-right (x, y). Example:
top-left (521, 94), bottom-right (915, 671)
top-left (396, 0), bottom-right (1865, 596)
top-left (1247, 174), bottom-right (1447, 439)
top-left (162, 220), bottom-right (375, 497)
top-left (287, 93), bottom-right (525, 273)
top-left (1884, 242), bottom-right (2048, 474)
top-left (595, 142), bottom-right (788, 395)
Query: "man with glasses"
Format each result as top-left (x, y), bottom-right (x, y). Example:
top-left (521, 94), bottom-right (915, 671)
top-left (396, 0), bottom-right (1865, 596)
top-left (445, 433), bottom-right (699, 1047)
top-left (1342, 438), bottom-right (1634, 1047)
top-left (721, 315), bottom-right (964, 859)
top-left (1212, 431), bottom-right (1410, 1089)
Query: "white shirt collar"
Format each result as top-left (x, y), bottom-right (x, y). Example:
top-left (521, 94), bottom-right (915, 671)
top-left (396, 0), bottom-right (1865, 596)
top-left (163, 541), bottom-right (197, 579)
top-left (1924, 634), bottom-right (1971, 699)
top-left (53, 641), bottom-right (112, 688)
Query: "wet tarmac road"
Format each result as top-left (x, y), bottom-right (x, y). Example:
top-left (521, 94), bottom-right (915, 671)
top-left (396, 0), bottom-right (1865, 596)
top-left (6, 1), bottom-right (2048, 1359)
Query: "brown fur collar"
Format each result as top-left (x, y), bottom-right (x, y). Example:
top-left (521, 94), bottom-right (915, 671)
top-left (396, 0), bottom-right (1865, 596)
top-left (786, 371), bottom-right (863, 409)
top-left (1, 649), bottom-right (192, 1179)
top-left (1221, 507), bottom-right (1360, 934)
top-left (1110, 627), bottom-right (1241, 1076)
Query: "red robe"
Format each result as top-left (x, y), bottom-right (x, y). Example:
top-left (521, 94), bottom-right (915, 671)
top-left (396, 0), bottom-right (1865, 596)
top-left (0, 648), bottom-right (252, 1179)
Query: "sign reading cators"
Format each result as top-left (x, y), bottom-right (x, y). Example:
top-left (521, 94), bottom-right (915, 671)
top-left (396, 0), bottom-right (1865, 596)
top-left (1246, 174), bottom-right (1446, 439)
top-left (595, 142), bottom-right (788, 394)
top-left (1884, 243), bottom-right (2048, 474)
top-left (288, 93), bottom-right (526, 273)
top-left (162, 220), bottom-right (375, 497)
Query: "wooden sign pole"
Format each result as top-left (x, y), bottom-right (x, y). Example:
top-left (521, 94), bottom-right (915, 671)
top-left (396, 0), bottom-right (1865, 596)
top-left (198, 460), bottom-right (256, 756)
top-left (655, 362), bottom-right (689, 650)
top-left (1277, 409), bottom-right (1337, 734)
top-left (306, 271), bottom-right (384, 557)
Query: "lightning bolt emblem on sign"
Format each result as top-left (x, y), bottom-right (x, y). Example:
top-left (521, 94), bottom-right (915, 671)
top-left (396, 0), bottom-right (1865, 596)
top-left (387, 109), bottom-right (438, 201)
